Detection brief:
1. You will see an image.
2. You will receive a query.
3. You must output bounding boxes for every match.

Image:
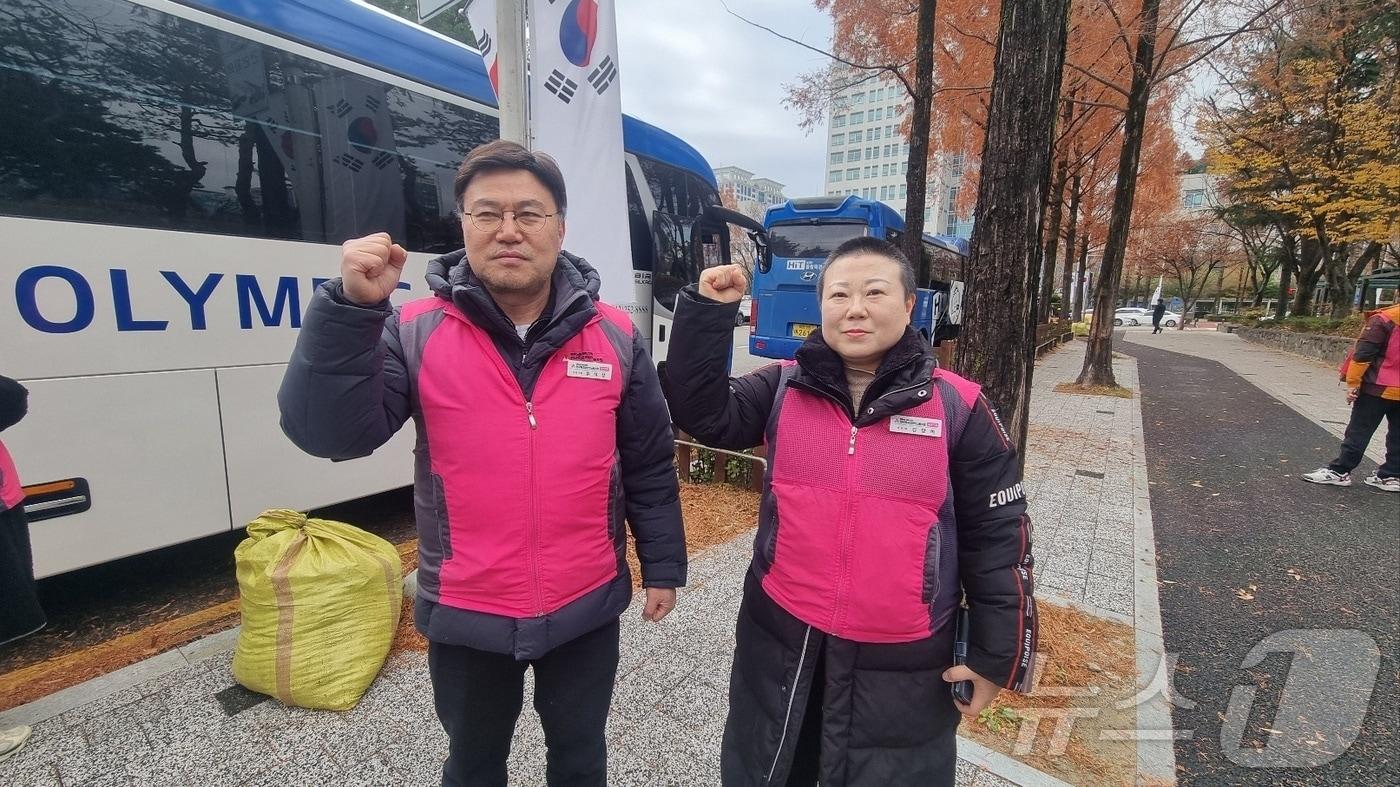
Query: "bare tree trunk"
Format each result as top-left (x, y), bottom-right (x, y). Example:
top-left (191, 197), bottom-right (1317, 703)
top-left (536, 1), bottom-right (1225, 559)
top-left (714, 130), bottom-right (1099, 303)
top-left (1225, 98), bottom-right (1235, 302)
top-left (1061, 172), bottom-right (1082, 319)
top-left (1328, 241), bottom-right (1381, 318)
top-left (953, 0), bottom-right (1071, 462)
top-left (1076, 0), bottom-right (1161, 387)
top-left (1040, 157), bottom-right (1068, 323)
top-left (1072, 235), bottom-right (1089, 321)
top-left (1291, 236), bottom-right (1322, 316)
top-left (1276, 232), bottom-right (1296, 320)
top-left (903, 0), bottom-right (937, 271)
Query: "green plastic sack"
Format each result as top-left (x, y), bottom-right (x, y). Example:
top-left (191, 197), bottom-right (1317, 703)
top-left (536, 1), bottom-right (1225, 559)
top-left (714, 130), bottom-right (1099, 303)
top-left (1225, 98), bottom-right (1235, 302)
top-left (232, 509), bottom-right (403, 711)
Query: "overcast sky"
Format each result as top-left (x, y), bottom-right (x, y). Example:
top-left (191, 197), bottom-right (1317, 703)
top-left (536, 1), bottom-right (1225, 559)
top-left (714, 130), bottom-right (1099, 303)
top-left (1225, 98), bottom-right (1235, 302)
top-left (610, 3), bottom-right (1208, 195)
top-left (615, 1), bottom-right (834, 197)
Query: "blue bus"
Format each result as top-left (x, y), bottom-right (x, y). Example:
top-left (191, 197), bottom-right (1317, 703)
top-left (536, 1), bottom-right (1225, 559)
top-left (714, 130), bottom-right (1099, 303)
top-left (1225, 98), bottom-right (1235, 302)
top-left (748, 196), bottom-right (967, 360)
top-left (0, 0), bottom-right (754, 576)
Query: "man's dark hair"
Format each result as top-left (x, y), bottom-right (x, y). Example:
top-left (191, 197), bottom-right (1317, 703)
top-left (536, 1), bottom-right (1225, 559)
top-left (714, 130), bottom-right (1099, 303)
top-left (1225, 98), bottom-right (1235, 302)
top-left (817, 236), bottom-right (916, 298)
top-left (453, 140), bottom-right (568, 216)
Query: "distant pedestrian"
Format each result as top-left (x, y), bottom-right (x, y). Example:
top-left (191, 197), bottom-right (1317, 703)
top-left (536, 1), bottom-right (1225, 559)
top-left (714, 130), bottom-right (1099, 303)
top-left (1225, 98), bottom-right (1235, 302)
top-left (1302, 304), bottom-right (1400, 492)
top-left (1, 373), bottom-right (46, 765)
top-left (1, 374), bottom-right (46, 646)
top-left (1152, 300), bottom-right (1167, 334)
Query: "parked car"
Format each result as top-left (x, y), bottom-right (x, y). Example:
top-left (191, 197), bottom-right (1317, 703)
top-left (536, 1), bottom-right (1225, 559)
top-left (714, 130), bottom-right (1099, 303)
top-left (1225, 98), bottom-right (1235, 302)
top-left (1158, 311), bottom-right (1182, 327)
top-left (1113, 307), bottom-right (1149, 326)
top-left (735, 295), bottom-right (752, 326)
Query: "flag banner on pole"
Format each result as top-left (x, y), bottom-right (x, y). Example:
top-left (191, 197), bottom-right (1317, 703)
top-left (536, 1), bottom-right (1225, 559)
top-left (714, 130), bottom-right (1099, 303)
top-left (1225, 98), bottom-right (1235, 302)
top-left (1150, 275), bottom-right (1163, 306)
top-left (465, 0), bottom-right (636, 317)
top-left (464, 1), bottom-right (499, 94)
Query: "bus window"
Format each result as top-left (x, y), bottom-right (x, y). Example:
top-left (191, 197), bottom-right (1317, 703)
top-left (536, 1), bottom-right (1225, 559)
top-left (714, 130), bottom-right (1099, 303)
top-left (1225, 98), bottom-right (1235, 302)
top-left (638, 157), bottom-right (716, 218)
top-left (651, 211), bottom-right (696, 314)
top-left (922, 241), bottom-right (964, 286)
top-left (625, 166), bottom-right (654, 274)
top-left (768, 223), bottom-right (865, 259)
top-left (0, 0), bottom-right (495, 253)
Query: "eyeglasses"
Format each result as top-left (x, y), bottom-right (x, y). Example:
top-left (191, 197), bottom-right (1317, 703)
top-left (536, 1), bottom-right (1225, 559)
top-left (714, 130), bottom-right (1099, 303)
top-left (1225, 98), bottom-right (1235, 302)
top-left (462, 209), bottom-right (556, 233)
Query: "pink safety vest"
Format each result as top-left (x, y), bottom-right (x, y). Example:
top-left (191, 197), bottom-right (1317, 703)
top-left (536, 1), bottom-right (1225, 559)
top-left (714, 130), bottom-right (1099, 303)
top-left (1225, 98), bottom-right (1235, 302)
top-left (0, 439), bottom-right (24, 513)
top-left (761, 371), bottom-right (979, 643)
top-left (1375, 313), bottom-right (1400, 388)
top-left (414, 300), bottom-right (631, 619)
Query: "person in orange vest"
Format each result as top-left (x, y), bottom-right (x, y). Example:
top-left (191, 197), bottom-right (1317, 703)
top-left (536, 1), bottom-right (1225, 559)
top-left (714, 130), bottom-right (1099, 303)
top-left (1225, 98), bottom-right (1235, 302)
top-left (1, 374), bottom-right (46, 762)
top-left (1302, 304), bottom-right (1400, 491)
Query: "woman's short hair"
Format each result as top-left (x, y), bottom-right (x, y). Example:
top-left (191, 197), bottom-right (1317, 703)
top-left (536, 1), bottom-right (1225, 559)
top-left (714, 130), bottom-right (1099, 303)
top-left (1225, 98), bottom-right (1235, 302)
top-left (817, 236), bottom-right (917, 298)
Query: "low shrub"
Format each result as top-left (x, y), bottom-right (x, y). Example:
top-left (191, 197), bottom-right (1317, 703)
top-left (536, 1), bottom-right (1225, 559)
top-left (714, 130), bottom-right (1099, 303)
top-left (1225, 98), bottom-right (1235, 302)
top-left (1251, 313), bottom-right (1366, 338)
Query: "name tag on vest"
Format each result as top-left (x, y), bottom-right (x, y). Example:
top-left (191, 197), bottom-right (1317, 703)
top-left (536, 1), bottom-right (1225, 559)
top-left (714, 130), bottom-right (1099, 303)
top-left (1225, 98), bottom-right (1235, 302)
top-left (566, 359), bottom-right (613, 380)
top-left (889, 415), bottom-right (941, 438)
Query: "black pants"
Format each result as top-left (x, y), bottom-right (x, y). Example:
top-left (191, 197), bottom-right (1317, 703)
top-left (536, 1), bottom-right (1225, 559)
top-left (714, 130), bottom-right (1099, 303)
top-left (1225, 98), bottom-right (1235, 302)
top-left (0, 506), bottom-right (45, 646)
top-left (1152, 317), bottom-right (1163, 334)
top-left (428, 619), bottom-right (619, 787)
top-left (1329, 393), bottom-right (1400, 478)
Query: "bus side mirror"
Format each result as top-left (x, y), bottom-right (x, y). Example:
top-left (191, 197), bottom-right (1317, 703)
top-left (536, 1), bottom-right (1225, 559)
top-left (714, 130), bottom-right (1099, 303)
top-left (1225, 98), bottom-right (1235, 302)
top-left (699, 204), bottom-right (770, 274)
top-left (756, 236), bottom-right (772, 274)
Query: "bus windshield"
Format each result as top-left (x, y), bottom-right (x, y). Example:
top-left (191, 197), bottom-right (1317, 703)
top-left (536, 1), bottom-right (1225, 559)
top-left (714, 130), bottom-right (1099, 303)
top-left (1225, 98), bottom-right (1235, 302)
top-left (749, 197), bottom-right (967, 362)
top-left (768, 222), bottom-right (865, 259)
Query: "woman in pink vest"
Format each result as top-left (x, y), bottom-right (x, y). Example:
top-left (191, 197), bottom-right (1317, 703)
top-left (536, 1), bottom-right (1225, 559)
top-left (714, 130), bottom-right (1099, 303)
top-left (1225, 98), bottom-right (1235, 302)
top-left (664, 237), bottom-right (1037, 786)
top-left (1, 374), bottom-right (46, 762)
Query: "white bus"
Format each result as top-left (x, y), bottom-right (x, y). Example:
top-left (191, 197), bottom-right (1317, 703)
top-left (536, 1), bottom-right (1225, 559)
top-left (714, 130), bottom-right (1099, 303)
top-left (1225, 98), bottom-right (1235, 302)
top-left (1, 0), bottom-right (755, 577)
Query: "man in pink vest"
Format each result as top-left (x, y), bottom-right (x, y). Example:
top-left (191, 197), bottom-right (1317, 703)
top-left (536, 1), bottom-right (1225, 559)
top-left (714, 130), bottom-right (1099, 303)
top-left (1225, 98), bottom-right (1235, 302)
top-left (1302, 304), bottom-right (1400, 492)
top-left (279, 141), bottom-right (686, 786)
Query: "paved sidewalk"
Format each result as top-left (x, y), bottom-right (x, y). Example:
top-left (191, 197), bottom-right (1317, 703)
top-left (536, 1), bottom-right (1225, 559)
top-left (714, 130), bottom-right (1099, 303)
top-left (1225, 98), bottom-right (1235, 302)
top-left (1, 340), bottom-right (1173, 787)
top-left (0, 532), bottom-right (1057, 787)
top-left (1121, 329), bottom-right (1385, 465)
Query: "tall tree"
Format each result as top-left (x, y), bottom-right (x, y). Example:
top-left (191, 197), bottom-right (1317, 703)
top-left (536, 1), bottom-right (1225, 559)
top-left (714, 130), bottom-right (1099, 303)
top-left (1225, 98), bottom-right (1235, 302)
top-left (952, 0), bottom-right (1072, 457)
top-left (766, 0), bottom-right (941, 268)
top-left (1198, 0), bottom-right (1398, 318)
top-left (1075, 0), bottom-right (1286, 386)
top-left (1076, 0), bottom-right (1165, 386)
top-left (1134, 213), bottom-right (1239, 325)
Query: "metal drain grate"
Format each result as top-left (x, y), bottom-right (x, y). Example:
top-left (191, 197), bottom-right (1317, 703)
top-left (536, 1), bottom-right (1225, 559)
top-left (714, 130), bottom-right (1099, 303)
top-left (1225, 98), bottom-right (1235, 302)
top-left (1075, 470), bottom-right (1105, 479)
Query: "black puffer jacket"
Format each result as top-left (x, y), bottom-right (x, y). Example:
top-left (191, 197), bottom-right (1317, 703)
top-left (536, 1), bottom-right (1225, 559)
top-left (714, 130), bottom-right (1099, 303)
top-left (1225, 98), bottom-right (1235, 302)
top-left (664, 287), bottom-right (1036, 786)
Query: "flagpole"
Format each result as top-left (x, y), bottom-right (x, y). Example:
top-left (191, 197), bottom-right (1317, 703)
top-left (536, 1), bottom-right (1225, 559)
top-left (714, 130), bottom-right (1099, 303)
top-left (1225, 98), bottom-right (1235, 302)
top-left (494, 0), bottom-right (529, 145)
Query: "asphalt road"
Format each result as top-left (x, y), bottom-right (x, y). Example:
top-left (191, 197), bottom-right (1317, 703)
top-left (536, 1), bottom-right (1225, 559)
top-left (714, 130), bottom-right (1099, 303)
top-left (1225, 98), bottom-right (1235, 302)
top-left (1120, 339), bottom-right (1399, 786)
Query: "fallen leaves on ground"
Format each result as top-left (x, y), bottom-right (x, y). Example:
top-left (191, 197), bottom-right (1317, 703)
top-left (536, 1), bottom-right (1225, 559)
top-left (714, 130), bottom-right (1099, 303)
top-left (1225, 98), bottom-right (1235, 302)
top-left (1053, 382), bottom-right (1135, 399)
top-left (960, 600), bottom-right (1140, 786)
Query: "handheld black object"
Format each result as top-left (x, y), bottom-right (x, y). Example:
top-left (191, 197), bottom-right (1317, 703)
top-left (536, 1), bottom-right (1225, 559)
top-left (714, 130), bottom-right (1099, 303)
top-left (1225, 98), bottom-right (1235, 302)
top-left (951, 607), bottom-right (974, 705)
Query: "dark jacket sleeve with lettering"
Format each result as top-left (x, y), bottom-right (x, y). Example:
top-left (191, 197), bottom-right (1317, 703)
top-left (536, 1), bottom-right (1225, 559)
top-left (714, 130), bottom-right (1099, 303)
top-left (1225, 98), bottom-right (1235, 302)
top-left (948, 394), bottom-right (1036, 692)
